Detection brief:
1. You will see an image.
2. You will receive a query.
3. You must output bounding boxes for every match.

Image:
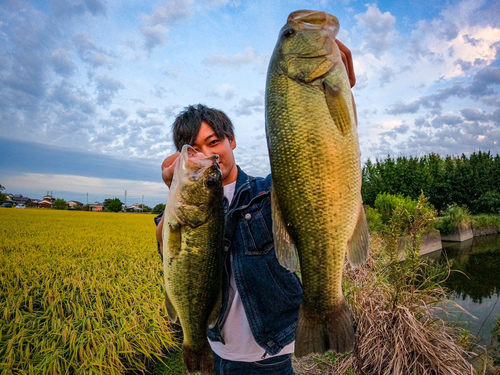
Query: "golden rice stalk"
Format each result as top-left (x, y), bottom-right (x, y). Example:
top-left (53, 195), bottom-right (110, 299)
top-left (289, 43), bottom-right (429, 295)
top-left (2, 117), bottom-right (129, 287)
top-left (0, 209), bottom-right (177, 374)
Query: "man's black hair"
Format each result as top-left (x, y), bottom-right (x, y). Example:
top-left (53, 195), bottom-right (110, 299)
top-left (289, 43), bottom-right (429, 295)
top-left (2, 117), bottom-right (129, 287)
top-left (172, 104), bottom-right (235, 152)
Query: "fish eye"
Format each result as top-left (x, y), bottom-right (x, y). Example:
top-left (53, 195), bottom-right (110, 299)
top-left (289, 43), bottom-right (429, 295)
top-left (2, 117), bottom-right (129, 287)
top-left (205, 176), bottom-right (217, 188)
top-left (282, 28), bottom-right (295, 38)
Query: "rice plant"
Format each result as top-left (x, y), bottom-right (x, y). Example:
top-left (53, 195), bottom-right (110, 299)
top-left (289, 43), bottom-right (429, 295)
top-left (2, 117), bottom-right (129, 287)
top-left (0, 209), bottom-right (176, 374)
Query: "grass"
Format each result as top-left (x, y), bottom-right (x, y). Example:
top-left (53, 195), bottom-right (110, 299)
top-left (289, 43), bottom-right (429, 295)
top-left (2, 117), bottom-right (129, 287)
top-left (0, 209), bottom-right (176, 374)
top-left (435, 205), bottom-right (471, 235)
top-left (470, 214), bottom-right (500, 233)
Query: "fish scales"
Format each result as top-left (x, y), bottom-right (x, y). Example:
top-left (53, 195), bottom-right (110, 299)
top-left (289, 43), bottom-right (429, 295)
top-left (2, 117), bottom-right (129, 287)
top-left (266, 10), bottom-right (369, 357)
top-left (163, 145), bottom-right (224, 374)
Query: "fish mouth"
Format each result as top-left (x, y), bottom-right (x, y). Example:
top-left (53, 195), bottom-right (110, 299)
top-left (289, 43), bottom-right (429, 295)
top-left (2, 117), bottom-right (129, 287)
top-left (287, 10), bottom-right (339, 36)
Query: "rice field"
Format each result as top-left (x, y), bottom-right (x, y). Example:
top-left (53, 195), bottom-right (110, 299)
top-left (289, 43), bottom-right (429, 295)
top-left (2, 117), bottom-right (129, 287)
top-left (0, 208), bottom-right (175, 374)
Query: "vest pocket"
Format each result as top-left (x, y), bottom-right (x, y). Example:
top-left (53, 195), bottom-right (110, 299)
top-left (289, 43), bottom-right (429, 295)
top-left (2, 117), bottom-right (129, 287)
top-left (239, 199), bottom-right (273, 255)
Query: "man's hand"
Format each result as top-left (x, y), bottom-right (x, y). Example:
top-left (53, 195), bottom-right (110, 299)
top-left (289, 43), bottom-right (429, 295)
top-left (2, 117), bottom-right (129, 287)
top-left (161, 152), bottom-right (180, 189)
top-left (336, 40), bottom-right (356, 88)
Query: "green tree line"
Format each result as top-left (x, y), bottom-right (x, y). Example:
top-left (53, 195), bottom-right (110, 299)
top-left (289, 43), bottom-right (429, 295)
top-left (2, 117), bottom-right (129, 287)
top-left (362, 151), bottom-right (500, 215)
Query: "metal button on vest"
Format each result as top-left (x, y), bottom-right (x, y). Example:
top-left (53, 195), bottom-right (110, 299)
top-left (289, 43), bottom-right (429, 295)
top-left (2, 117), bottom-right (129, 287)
top-left (244, 213), bottom-right (252, 220)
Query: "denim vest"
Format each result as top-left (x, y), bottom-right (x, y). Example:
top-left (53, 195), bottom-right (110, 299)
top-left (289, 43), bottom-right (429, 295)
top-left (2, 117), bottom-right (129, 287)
top-left (206, 166), bottom-right (303, 356)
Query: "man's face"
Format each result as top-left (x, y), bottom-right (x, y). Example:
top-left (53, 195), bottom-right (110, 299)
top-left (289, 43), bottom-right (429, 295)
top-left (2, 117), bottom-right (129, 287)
top-left (192, 122), bottom-right (237, 185)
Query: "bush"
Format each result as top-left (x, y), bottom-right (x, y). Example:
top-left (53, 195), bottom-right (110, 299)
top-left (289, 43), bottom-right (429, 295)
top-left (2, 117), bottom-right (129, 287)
top-left (373, 192), bottom-right (435, 235)
top-left (152, 203), bottom-right (166, 215)
top-left (104, 198), bottom-right (123, 213)
top-left (365, 207), bottom-right (383, 233)
top-left (435, 204), bottom-right (471, 235)
top-left (53, 198), bottom-right (67, 210)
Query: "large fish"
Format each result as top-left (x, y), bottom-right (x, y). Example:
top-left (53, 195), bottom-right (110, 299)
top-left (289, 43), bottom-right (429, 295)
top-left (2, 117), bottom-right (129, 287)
top-left (162, 145), bottom-right (224, 374)
top-left (265, 10), bottom-right (369, 357)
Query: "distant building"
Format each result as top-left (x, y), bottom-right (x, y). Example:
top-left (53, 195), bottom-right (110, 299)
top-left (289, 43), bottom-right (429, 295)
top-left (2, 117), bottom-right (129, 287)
top-left (126, 203), bottom-right (143, 213)
top-left (68, 200), bottom-right (83, 210)
top-left (89, 202), bottom-right (103, 212)
top-left (11, 194), bottom-right (32, 207)
top-left (43, 194), bottom-right (55, 203)
top-left (33, 194), bottom-right (56, 209)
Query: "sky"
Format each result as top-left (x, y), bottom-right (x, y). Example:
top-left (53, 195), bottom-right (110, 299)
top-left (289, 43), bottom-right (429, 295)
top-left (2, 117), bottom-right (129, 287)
top-left (0, 0), bottom-right (499, 207)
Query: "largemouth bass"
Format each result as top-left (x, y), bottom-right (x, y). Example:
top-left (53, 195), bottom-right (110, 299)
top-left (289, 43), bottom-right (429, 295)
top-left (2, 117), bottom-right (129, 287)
top-left (265, 10), bottom-right (369, 357)
top-left (162, 145), bottom-right (224, 374)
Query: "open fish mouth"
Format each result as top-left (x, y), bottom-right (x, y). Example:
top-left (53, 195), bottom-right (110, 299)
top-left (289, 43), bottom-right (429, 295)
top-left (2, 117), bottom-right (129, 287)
top-left (287, 10), bottom-right (339, 34)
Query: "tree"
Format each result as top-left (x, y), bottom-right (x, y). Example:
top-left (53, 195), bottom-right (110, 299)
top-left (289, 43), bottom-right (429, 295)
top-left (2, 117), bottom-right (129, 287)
top-left (53, 198), bottom-right (68, 210)
top-left (152, 203), bottom-right (165, 214)
top-left (104, 198), bottom-right (123, 212)
top-left (0, 184), bottom-right (6, 205)
top-left (139, 204), bottom-right (152, 213)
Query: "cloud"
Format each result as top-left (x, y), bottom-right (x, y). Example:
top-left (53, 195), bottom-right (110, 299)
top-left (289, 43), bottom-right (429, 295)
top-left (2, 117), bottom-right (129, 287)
top-left (207, 84), bottom-right (237, 100)
top-left (164, 105), bottom-right (181, 119)
top-left (386, 101), bottom-right (421, 115)
top-left (355, 4), bottom-right (397, 55)
top-left (151, 85), bottom-right (168, 99)
top-left (110, 108), bottom-right (130, 120)
top-left (232, 92), bottom-right (264, 116)
top-left (136, 106), bottom-right (159, 119)
top-left (202, 48), bottom-right (262, 68)
top-left (51, 0), bottom-right (107, 18)
top-left (140, 0), bottom-right (194, 51)
top-left (74, 33), bottom-right (116, 68)
top-left (50, 80), bottom-right (95, 114)
top-left (460, 107), bottom-right (489, 122)
top-left (431, 114), bottom-right (463, 127)
top-left (50, 48), bottom-right (77, 77)
top-left (92, 75), bottom-right (125, 107)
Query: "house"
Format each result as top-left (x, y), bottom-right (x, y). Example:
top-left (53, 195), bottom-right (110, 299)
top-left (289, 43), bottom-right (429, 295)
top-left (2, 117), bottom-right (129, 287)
top-left (126, 203), bottom-right (143, 212)
top-left (43, 194), bottom-right (55, 203)
top-left (38, 199), bottom-right (52, 209)
top-left (68, 200), bottom-right (83, 210)
top-left (34, 195), bottom-right (55, 208)
top-left (89, 202), bottom-right (103, 212)
top-left (11, 194), bottom-right (32, 207)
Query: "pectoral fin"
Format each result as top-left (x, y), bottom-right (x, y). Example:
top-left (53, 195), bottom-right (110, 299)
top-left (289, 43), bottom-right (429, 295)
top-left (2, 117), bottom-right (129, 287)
top-left (271, 187), bottom-right (299, 272)
top-left (165, 219), bottom-right (181, 257)
top-left (322, 79), bottom-right (351, 136)
top-left (347, 204), bottom-right (370, 267)
top-left (164, 291), bottom-right (178, 323)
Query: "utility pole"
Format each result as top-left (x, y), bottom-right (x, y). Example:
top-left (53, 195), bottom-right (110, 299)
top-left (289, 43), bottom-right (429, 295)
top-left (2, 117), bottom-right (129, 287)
top-left (86, 193), bottom-right (88, 205)
top-left (124, 190), bottom-right (127, 207)
top-left (142, 195), bottom-right (144, 209)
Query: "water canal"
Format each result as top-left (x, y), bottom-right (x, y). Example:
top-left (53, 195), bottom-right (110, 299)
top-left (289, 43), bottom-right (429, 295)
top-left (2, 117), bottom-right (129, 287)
top-left (432, 234), bottom-right (500, 360)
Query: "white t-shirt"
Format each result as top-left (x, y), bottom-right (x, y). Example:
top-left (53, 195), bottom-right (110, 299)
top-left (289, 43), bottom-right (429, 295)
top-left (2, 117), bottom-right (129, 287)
top-left (208, 181), bottom-right (295, 361)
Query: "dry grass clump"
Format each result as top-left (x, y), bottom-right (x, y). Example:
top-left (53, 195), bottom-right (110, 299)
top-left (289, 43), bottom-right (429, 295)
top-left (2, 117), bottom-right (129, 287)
top-left (337, 257), bottom-right (473, 375)
top-left (0, 209), bottom-right (175, 374)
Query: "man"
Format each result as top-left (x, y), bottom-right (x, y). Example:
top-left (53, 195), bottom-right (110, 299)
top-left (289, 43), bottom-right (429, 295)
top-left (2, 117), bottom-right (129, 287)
top-left (156, 40), bottom-right (355, 374)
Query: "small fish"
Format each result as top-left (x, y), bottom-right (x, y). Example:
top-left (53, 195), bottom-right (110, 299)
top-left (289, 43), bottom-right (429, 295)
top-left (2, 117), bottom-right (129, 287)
top-left (162, 145), bottom-right (224, 374)
top-left (265, 10), bottom-right (369, 357)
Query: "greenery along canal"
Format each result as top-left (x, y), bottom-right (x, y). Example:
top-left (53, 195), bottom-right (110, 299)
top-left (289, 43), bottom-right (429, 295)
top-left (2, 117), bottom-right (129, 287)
top-left (436, 233), bottom-right (500, 356)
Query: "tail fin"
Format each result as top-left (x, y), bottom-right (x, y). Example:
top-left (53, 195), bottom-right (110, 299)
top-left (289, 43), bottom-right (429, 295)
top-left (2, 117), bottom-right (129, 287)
top-left (182, 341), bottom-right (215, 375)
top-left (294, 298), bottom-right (355, 357)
